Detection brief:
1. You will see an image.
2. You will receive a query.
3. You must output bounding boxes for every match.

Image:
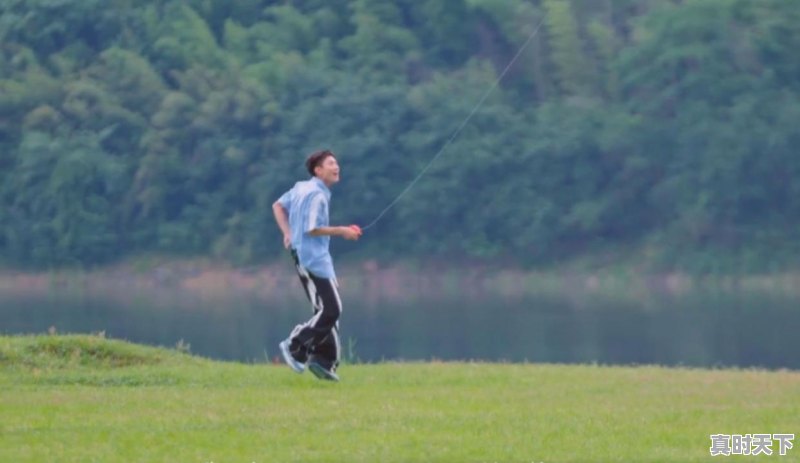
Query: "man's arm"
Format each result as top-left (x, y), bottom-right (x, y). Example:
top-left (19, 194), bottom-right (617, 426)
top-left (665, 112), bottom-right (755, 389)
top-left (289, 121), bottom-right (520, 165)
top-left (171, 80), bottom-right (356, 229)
top-left (310, 226), bottom-right (361, 240)
top-left (272, 201), bottom-right (292, 248)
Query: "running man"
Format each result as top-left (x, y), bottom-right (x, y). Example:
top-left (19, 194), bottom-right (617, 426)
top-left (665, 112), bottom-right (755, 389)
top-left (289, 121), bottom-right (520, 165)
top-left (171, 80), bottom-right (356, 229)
top-left (272, 150), bottom-right (361, 381)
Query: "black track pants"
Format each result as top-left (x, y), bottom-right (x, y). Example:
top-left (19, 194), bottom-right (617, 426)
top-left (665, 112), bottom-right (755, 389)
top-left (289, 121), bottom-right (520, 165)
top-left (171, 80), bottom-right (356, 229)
top-left (287, 250), bottom-right (341, 371)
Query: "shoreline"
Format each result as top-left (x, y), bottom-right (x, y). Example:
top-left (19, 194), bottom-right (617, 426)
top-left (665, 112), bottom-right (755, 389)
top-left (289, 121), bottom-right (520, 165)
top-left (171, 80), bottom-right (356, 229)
top-left (3, 257), bottom-right (800, 302)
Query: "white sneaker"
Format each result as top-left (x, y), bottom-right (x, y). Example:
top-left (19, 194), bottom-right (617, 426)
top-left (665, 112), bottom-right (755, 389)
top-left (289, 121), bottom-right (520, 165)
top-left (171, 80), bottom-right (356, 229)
top-left (279, 339), bottom-right (305, 374)
top-left (308, 361), bottom-right (340, 382)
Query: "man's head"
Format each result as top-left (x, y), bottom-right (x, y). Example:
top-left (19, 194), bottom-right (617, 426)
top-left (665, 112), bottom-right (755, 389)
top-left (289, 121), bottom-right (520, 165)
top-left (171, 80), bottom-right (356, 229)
top-left (305, 149), bottom-right (340, 186)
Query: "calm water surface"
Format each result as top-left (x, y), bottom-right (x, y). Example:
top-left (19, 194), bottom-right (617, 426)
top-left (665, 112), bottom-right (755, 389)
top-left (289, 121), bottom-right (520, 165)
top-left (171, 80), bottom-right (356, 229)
top-left (2, 276), bottom-right (798, 369)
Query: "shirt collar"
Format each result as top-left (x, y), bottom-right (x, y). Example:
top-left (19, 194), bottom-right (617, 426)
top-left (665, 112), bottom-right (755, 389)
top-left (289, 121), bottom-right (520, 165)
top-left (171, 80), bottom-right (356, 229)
top-left (311, 176), bottom-right (331, 199)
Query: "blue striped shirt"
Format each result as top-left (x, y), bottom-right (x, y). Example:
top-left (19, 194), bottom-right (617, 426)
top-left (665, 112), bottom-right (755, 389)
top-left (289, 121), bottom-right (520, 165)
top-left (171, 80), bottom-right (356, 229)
top-left (277, 177), bottom-right (335, 279)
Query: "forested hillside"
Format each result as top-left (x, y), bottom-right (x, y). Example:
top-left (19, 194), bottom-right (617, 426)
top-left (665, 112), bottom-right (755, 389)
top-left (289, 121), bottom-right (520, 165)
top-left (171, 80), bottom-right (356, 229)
top-left (1, 0), bottom-right (799, 272)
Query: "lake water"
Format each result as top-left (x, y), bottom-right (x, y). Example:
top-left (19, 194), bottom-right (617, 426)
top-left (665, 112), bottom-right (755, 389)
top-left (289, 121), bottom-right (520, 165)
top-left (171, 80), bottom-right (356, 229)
top-left (2, 273), bottom-right (799, 370)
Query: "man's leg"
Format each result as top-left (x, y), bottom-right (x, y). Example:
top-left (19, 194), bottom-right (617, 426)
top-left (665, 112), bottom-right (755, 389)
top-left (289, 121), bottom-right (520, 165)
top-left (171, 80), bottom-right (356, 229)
top-left (309, 324), bottom-right (341, 372)
top-left (284, 251), bottom-right (314, 364)
top-left (303, 277), bottom-right (342, 381)
top-left (288, 273), bottom-right (342, 371)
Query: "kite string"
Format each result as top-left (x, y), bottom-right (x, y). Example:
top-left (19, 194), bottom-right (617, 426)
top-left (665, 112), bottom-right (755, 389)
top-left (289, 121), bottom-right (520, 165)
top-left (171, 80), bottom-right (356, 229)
top-left (361, 17), bottom-right (546, 231)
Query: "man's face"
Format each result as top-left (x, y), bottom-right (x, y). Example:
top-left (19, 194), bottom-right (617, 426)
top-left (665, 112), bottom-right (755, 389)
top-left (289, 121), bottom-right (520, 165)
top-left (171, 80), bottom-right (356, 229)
top-left (315, 156), bottom-right (340, 186)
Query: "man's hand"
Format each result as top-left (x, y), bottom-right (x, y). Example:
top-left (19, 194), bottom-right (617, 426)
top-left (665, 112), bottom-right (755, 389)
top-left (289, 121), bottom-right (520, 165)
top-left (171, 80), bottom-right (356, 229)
top-left (340, 225), bottom-right (362, 241)
top-left (283, 234), bottom-right (292, 249)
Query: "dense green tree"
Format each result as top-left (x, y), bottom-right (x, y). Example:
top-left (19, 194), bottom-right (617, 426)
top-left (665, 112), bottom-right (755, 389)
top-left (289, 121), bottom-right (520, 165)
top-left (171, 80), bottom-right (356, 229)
top-left (3, 131), bottom-right (125, 265)
top-left (1, 0), bottom-right (799, 272)
top-left (543, 0), bottom-right (594, 96)
top-left (338, 0), bottom-right (420, 80)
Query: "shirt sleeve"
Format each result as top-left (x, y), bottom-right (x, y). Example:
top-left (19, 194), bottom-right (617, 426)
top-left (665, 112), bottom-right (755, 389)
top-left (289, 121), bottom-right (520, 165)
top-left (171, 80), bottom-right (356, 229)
top-left (306, 193), bottom-right (328, 232)
top-left (277, 189), bottom-right (292, 212)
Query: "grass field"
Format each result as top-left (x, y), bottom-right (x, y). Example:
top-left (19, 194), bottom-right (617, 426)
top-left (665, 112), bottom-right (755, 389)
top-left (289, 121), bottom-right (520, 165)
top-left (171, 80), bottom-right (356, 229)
top-left (1, 335), bottom-right (798, 462)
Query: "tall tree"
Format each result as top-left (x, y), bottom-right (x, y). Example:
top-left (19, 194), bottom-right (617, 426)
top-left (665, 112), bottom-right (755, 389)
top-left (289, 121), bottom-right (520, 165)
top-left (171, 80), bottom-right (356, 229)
top-left (543, 0), bottom-right (594, 96)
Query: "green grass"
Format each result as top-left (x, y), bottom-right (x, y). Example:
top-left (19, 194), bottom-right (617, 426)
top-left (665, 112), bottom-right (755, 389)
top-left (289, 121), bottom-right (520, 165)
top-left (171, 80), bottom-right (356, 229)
top-left (1, 335), bottom-right (798, 462)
